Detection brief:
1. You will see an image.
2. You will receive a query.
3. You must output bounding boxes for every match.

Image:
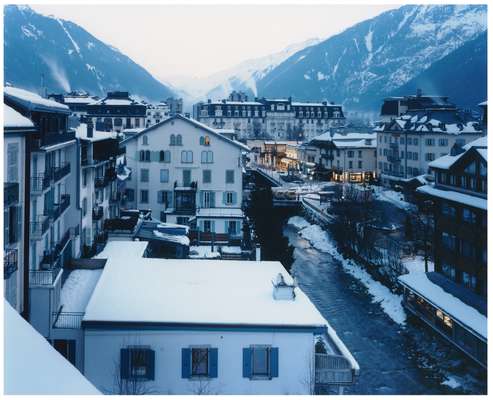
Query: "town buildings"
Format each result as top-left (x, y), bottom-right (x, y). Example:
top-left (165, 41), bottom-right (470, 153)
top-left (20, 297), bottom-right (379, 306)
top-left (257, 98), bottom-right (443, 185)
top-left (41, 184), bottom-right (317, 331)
top-left (48, 92), bottom-right (99, 120)
top-left (76, 122), bottom-right (121, 256)
top-left (399, 136), bottom-right (487, 368)
top-left (79, 241), bottom-right (358, 395)
top-left (4, 104), bottom-right (35, 313)
top-left (246, 140), bottom-right (302, 172)
top-left (5, 87), bottom-right (82, 333)
top-left (193, 91), bottom-right (346, 140)
top-left (375, 93), bottom-right (484, 188)
top-left (145, 101), bottom-right (170, 127)
top-left (86, 91), bottom-right (147, 132)
top-left (299, 132), bottom-right (377, 183)
top-left (120, 114), bottom-right (249, 245)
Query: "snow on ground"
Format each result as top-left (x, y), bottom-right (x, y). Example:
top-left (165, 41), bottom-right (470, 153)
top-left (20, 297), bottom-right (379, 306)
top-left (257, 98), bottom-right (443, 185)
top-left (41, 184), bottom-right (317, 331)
top-left (189, 246), bottom-right (221, 259)
top-left (219, 246), bottom-right (242, 255)
top-left (372, 186), bottom-right (414, 210)
top-left (294, 217), bottom-right (407, 326)
top-left (287, 216), bottom-right (311, 230)
top-left (4, 301), bottom-right (100, 395)
top-left (402, 255), bottom-right (435, 274)
top-left (442, 375), bottom-right (462, 389)
top-left (60, 269), bottom-right (103, 312)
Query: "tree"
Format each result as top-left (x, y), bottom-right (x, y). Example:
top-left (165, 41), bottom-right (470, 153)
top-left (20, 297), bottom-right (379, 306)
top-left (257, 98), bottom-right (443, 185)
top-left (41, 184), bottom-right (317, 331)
top-left (409, 198), bottom-right (434, 273)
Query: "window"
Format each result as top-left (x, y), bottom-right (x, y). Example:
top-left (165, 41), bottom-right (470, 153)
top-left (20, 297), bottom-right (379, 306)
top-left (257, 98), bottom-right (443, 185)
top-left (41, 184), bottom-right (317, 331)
top-left (82, 198), bottom-right (87, 216)
top-left (347, 151), bottom-right (354, 158)
top-left (120, 347), bottom-right (155, 381)
top-left (82, 170), bottom-right (87, 187)
top-left (140, 169), bottom-right (149, 182)
top-left (201, 191), bottom-right (216, 208)
top-left (159, 150), bottom-right (165, 162)
top-left (182, 170), bottom-right (191, 186)
top-left (439, 138), bottom-right (448, 146)
top-left (139, 150), bottom-right (145, 161)
top-left (201, 151), bottom-right (214, 164)
top-left (224, 191), bottom-right (236, 205)
top-left (157, 191), bottom-right (173, 207)
top-left (176, 134), bottom-right (183, 146)
top-left (441, 232), bottom-right (456, 250)
top-left (442, 202), bottom-right (456, 218)
top-left (226, 170), bottom-right (234, 184)
top-left (142, 135), bottom-right (148, 145)
top-left (170, 134), bottom-right (176, 146)
top-left (442, 263), bottom-right (456, 280)
top-left (358, 150), bottom-right (362, 158)
top-left (227, 220), bottom-right (238, 235)
top-left (181, 347), bottom-right (218, 379)
top-left (425, 138), bottom-right (435, 146)
top-left (413, 152), bottom-right (418, 161)
top-left (462, 208), bottom-right (476, 224)
top-left (160, 150), bottom-right (171, 163)
top-left (140, 190), bottom-right (149, 203)
top-left (358, 161), bottom-right (362, 169)
top-left (200, 135), bottom-right (211, 146)
top-left (145, 150), bottom-right (150, 162)
top-left (181, 151), bottom-right (193, 163)
top-left (160, 169), bottom-right (169, 183)
top-left (413, 138), bottom-right (418, 146)
top-left (243, 346), bottom-right (278, 379)
top-left (349, 161), bottom-right (353, 169)
top-left (125, 189), bottom-right (134, 202)
top-left (203, 170), bottom-right (212, 184)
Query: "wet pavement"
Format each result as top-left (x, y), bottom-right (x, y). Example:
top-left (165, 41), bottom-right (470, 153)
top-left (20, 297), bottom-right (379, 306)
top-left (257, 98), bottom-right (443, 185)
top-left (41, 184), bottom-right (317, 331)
top-left (284, 225), bottom-right (487, 395)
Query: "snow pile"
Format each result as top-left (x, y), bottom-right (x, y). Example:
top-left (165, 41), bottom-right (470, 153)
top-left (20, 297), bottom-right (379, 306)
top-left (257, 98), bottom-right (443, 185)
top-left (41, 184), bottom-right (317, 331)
top-left (153, 230), bottom-right (190, 246)
top-left (402, 256), bottom-right (435, 274)
top-left (4, 104), bottom-right (34, 128)
top-left (4, 301), bottom-right (100, 395)
top-left (60, 269), bottom-right (103, 313)
top-left (219, 246), bottom-right (242, 255)
top-left (287, 216), bottom-right (311, 230)
top-left (295, 217), bottom-right (407, 326)
top-left (373, 187), bottom-right (413, 210)
top-left (189, 246), bottom-right (221, 259)
top-left (442, 375), bottom-right (462, 389)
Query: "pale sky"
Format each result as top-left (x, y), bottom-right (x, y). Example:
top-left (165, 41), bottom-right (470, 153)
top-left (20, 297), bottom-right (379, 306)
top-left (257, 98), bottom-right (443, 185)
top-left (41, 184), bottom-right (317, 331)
top-left (32, 4), bottom-right (398, 80)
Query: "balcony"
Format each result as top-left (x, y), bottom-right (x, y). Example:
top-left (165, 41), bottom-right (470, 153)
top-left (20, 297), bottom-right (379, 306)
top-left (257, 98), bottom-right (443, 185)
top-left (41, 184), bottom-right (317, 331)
top-left (32, 131), bottom-right (76, 150)
top-left (4, 183), bottom-right (19, 206)
top-left (50, 194), bottom-right (70, 221)
top-left (40, 229), bottom-right (71, 269)
top-left (4, 249), bottom-right (18, 280)
top-left (52, 311), bottom-right (85, 329)
top-left (30, 216), bottom-right (50, 239)
top-left (29, 267), bottom-right (61, 286)
top-left (53, 162), bottom-right (71, 182)
top-left (93, 205), bottom-right (104, 220)
top-left (95, 168), bottom-right (117, 188)
top-left (31, 173), bottom-right (51, 195)
top-left (314, 353), bottom-right (354, 386)
top-left (387, 152), bottom-right (400, 163)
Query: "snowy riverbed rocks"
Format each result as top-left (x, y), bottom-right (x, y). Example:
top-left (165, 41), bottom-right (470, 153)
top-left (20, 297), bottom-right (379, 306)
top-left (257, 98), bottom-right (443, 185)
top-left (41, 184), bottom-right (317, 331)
top-left (287, 216), bottom-right (407, 326)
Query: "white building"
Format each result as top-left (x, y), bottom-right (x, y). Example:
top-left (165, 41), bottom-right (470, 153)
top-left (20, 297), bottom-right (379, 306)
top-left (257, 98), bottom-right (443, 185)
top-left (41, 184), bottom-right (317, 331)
top-left (80, 241), bottom-right (359, 395)
top-left (4, 301), bottom-right (100, 395)
top-left (4, 86), bottom-right (82, 336)
top-left (145, 101), bottom-right (170, 127)
top-left (300, 132), bottom-right (377, 182)
top-left (4, 104), bottom-right (35, 313)
top-left (76, 122), bottom-right (120, 256)
top-left (120, 114), bottom-right (249, 244)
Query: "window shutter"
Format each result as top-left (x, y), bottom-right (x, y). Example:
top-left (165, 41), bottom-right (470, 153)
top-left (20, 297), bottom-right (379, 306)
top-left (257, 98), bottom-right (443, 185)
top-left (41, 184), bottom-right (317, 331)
top-left (181, 348), bottom-right (191, 379)
top-left (210, 192), bottom-right (215, 207)
top-left (232, 192), bottom-right (237, 205)
top-left (120, 349), bottom-right (130, 379)
top-left (209, 348), bottom-right (218, 378)
top-left (147, 349), bottom-right (155, 380)
top-left (225, 221), bottom-right (229, 234)
top-left (270, 348), bottom-right (279, 378)
top-left (200, 220), bottom-right (204, 232)
top-left (222, 192), bottom-right (226, 205)
top-left (200, 191), bottom-right (204, 207)
top-left (242, 348), bottom-right (252, 378)
top-left (4, 208), bottom-right (9, 247)
top-left (211, 220), bottom-right (215, 233)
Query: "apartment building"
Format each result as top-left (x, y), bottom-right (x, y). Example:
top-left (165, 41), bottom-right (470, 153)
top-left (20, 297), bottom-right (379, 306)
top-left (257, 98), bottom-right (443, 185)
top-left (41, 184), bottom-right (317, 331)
top-left (120, 114), bottom-right (249, 244)
top-left (145, 101), bottom-right (170, 127)
top-left (300, 132), bottom-right (377, 183)
top-left (4, 86), bottom-right (81, 335)
top-left (375, 94), bottom-right (484, 187)
top-left (76, 122), bottom-right (120, 257)
top-left (194, 91), bottom-right (345, 140)
top-left (400, 136), bottom-right (487, 368)
top-left (4, 104), bottom-right (36, 314)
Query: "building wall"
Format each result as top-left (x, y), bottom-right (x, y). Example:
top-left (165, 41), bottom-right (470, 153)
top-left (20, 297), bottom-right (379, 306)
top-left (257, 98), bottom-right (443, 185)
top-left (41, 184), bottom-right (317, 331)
top-left (84, 328), bottom-right (315, 395)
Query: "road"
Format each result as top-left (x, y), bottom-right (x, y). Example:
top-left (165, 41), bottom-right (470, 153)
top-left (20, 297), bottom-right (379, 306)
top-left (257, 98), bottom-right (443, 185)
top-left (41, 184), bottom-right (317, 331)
top-left (284, 225), bottom-right (486, 395)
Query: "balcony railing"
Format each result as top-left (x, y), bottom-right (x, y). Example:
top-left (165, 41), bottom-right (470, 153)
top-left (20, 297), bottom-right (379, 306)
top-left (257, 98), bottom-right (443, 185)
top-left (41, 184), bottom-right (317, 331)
top-left (95, 168), bottom-right (117, 188)
top-left (40, 229), bottom-right (71, 269)
top-left (30, 216), bottom-right (50, 239)
top-left (93, 205), bottom-right (104, 220)
top-left (29, 267), bottom-right (61, 286)
top-left (4, 249), bottom-right (18, 280)
top-left (32, 131), bottom-right (76, 150)
top-left (50, 194), bottom-right (70, 221)
top-left (314, 353), bottom-right (354, 385)
top-left (31, 173), bottom-right (51, 194)
top-left (4, 182), bottom-right (19, 206)
top-left (52, 311), bottom-right (85, 329)
top-left (53, 162), bottom-right (71, 182)
top-left (387, 153), bottom-right (400, 163)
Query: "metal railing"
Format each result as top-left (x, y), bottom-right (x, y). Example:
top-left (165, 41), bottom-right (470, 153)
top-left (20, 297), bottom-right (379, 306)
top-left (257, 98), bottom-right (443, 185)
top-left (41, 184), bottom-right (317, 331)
top-left (53, 162), bottom-right (71, 182)
top-left (314, 354), bottom-right (354, 385)
top-left (29, 267), bottom-right (61, 286)
top-left (51, 194), bottom-right (70, 221)
top-left (32, 131), bottom-right (76, 149)
top-left (30, 216), bottom-right (50, 239)
top-left (31, 173), bottom-right (51, 194)
top-left (52, 311), bottom-right (85, 329)
top-left (92, 205), bottom-right (104, 220)
top-left (4, 182), bottom-right (19, 206)
top-left (4, 249), bottom-right (18, 279)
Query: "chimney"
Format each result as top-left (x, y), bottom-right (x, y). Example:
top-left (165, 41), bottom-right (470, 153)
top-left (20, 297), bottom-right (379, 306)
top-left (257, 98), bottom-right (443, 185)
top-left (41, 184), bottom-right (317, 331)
top-left (255, 243), bottom-right (261, 261)
top-left (272, 273), bottom-right (296, 300)
top-left (87, 120), bottom-right (94, 138)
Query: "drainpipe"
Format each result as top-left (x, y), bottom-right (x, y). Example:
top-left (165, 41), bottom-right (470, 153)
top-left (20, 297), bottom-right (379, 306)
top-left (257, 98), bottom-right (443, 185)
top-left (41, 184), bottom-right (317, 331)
top-left (22, 133), bottom-right (32, 321)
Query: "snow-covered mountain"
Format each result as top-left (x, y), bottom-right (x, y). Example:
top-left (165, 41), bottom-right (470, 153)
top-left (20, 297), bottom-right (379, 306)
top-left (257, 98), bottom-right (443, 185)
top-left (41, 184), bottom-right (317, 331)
top-left (256, 5), bottom-right (487, 111)
top-left (164, 38), bottom-right (320, 103)
top-left (4, 5), bottom-right (175, 101)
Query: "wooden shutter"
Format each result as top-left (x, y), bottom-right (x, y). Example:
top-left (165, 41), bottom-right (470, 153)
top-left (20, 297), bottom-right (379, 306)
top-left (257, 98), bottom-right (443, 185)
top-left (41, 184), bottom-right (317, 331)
top-left (242, 348), bottom-right (252, 378)
top-left (232, 192), bottom-right (237, 205)
top-left (181, 348), bottom-right (191, 379)
top-left (210, 192), bottom-right (215, 207)
top-left (146, 349), bottom-right (155, 380)
top-left (120, 349), bottom-right (130, 379)
top-left (209, 348), bottom-right (218, 378)
top-left (270, 347), bottom-right (279, 378)
top-left (222, 192), bottom-right (227, 205)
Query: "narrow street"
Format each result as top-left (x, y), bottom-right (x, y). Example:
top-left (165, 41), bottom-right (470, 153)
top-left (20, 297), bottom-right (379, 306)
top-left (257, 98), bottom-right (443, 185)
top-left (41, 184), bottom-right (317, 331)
top-left (283, 224), bottom-right (487, 395)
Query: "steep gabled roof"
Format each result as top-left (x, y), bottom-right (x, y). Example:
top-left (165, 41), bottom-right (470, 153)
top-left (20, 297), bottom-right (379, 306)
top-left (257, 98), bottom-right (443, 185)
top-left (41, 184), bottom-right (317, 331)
top-left (120, 114), bottom-right (250, 151)
top-left (4, 86), bottom-right (70, 114)
top-left (4, 104), bottom-right (35, 130)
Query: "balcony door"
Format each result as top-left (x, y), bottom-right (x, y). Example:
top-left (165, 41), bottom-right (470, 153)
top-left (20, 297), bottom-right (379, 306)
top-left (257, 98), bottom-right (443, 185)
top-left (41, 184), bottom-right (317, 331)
top-left (183, 170), bottom-right (191, 187)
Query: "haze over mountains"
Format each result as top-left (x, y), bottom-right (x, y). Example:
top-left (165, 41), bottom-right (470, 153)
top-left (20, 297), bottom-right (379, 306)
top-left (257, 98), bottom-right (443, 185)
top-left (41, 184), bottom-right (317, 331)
top-left (4, 4), bottom-right (487, 112)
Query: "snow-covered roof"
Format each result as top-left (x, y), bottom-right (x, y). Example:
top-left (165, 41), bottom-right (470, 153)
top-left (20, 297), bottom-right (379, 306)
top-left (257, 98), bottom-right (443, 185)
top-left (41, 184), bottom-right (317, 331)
top-left (312, 132), bottom-right (376, 142)
top-left (63, 96), bottom-right (96, 104)
top-left (59, 269), bottom-right (103, 314)
top-left (89, 98), bottom-right (144, 106)
top-left (83, 241), bottom-right (328, 328)
top-left (478, 101), bottom-right (487, 106)
top-left (463, 135), bottom-right (487, 150)
top-left (75, 123), bottom-right (118, 142)
top-left (4, 104), bottom-right (34, 129)
top-left (207, 101), bottom-right (263, 106)
top-left (4, 86), bottom-right (70, 113)
top-left (398, 273), bottom-right (486, 339)
top-left (429, 135), bottom-right (487, 169)
top-left (4, 301), bottom-right (100, 395)
top-left (152, 230), bottom-right (190, 246)
top-left (196, 208), bottom-right (244, 218)
top-left (417, 184), bottom-right (487, 210)
top-left (292, 102), bottom-right (341, 107)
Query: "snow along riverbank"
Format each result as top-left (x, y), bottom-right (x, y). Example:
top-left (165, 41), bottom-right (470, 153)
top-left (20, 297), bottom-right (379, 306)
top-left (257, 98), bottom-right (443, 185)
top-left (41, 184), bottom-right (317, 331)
top-left (288, 216), bottom-right (407, 326)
